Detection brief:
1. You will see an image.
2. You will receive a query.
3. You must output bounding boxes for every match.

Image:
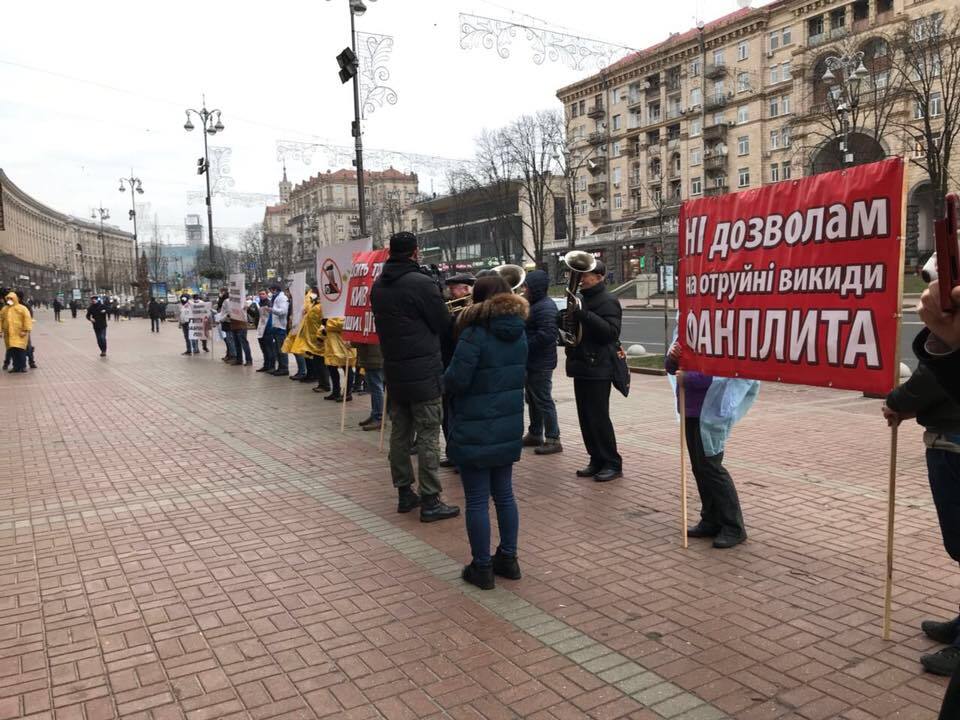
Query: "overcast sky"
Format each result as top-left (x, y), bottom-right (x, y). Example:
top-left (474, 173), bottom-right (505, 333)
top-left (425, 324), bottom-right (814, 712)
top-left (1, 0), bottom-right (761, 247)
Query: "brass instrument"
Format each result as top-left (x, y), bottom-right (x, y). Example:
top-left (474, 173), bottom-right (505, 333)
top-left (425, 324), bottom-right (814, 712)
top-left (491, 264), bottom-right (526, 293)
top-left (445, 295), bottom-right (472, 312)
top-left (558, 250), bottom-right (597, 347)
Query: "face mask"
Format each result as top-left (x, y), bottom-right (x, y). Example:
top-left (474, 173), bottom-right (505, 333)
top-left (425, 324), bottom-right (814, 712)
top-left (309, 293), bottom-right (318, 301)
top-left (5, 300), bottom-right (12, 306)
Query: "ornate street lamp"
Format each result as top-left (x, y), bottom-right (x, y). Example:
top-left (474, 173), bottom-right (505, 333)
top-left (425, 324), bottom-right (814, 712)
top-left (822, 52), bottom-right (870, 166)
top-left (91, 205), bottom-right (111, 293)
top-left (118, 171), bottom-right (144, 267)
top-left (183, 98), bottom-right (225, 264)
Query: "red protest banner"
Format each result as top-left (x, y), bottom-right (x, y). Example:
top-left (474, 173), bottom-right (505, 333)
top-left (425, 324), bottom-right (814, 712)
top-left (678, 157), bottom-right (904, 395)
top-left (343, 249), bottom-right (389, 344)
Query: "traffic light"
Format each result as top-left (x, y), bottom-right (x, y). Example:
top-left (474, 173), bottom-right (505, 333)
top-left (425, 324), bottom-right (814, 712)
top-left (337, 47), bottom-right (358, 84)
top-left (196, 158), bottom-right (207, 175)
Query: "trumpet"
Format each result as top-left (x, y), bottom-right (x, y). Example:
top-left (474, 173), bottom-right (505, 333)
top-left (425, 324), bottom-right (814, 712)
top-left (445, 295), bottom-right (472, 311)
top-left (492, 264), bottom-right (526, 293)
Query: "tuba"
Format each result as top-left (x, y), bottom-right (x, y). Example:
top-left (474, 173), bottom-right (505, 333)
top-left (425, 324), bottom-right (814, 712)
top-left (492, 264), bottom-right (526, 293)
top-left (558, 250), bottom-right (597, 347)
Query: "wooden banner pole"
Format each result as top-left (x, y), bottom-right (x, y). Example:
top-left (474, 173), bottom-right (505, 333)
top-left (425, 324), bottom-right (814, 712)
top-left (379, 385), bottom-right (388, 452)
top-left (679, 377), bottom-right (689, 550)
top-left (882, 173), bottom-right (908, 640)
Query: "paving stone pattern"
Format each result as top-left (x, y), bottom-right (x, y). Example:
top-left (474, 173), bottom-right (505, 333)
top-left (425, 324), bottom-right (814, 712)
top-left (0, 311), bottom-right (951, 719)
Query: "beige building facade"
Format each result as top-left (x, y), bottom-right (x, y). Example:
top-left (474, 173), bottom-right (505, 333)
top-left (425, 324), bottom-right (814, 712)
top-left (0, 169), bottom-right (135, 297)
top-left (557, 0), bottom-right (958, 277)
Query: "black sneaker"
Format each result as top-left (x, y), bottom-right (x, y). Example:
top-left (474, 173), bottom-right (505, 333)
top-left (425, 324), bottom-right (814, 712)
top-left (576, 464), bottom-right (601, 478)
top-left (687, 521), bottom-right (722, 538)
top-left (922, 618), bottom-right (960, 645)
top-left (397, 487), bottom-right (420, 514)
top-left (462, 563), bottom-right (495, 590)
top-left (535, 440), bottom-right (563, 455)
top-left (358, 416), bottom-right (376, 427)
top-left (420, 495), bottom-right (460, 523)
top-left (921, 646), bottom-right (960, 676)
top-left (492, 550), bottom-right (521, 580)
top-left (713, 529), bottom-right (747, 549)
top-left (439, 456), bottom-right (456, 468)
top-left (593, 468), bottom-right (623, 482)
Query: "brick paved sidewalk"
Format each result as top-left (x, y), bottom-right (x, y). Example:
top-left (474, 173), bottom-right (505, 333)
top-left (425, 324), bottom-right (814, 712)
top-left (0, 311), bottom-right (951, 719)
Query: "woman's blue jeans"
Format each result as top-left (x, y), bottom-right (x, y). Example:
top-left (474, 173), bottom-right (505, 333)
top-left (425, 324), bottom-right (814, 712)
top-left (458, 463), bottom-right (519, 567)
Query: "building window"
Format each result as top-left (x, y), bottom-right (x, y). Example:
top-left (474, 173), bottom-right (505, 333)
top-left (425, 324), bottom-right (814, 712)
top-left (614, 193), bottom-right (623, 210)
top-left (737, 105), bottom-right (749, 124)
top-left (738, 41), bottom-right (749, 61)
top-left (782, 161), bottom-right (792, 179)
top-left (769, 30), bottom-right (780, 51)
top-left (578, 176), bottom-right (587, 191)
top-left (692, 176), bottom-right (702, 195)
top-left (782, 61), bottom-right (792, 81)
top-left (613, 166), bottom-right (622, 185)
top-left (691, 147), bottom-right (702, 166)
top-left (713, 112), bottom-right (725, 126)
top-left (737, 136), bottom-right (750, 155)
top-left (713, 49), bottom-right (724, 66)
top-left (690, 116), bottom-right (702, 137)
top-left (932, 92), bottom-right (943, 117)
top-left (611, 87), bottom-right (620, 106)
top-left (770, 65), bottom-right (780, 85)
top-left (613, 141), bottom-right (621, 156)
top-left (782, 27), bottom-right (792, 45)
top-left (613, 114), bottom-right (622, 130)
top-left (781, 126), bottom-right (791, 147)
top-left (690, 58), bottom-right (701, 77)
top-left (737, 72), bottom-right (750, 92)
top-left (770, 130), bottom-right (781, 150)
top-left (738, 167), bottom-right (750, 188)
top-left (580, 200), bottom-right (588, 215)
top-left (690, 87), bottom-right (702, 107)
top-left (770, 95), bottom-right (790, 117)
top-left (713, 79), bottom-right (725, 96)
top-left (770, 164), bottom-right (780, 183)
top-left (571, 103), bottom-right (578, 118)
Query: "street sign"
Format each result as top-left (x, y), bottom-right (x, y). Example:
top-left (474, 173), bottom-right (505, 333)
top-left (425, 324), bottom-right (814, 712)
top-left (72, 288), bottom-right (81, 300)
top-left (266, 268), bottom-right (276, 279)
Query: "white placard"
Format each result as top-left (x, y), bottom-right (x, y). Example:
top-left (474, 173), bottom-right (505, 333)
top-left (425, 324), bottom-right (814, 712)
top-left (316, 237), bottom-right (373, 318)
top-left (228, 273), bottom-right (246, 322)
top-left (188, 301), bottom-right (210, 340)
top-left (290, 271), bottom-right (306, 330)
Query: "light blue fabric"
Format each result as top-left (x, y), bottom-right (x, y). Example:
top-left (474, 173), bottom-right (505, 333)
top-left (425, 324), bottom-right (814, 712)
top-left (699, 377), bottom-right (760, 456)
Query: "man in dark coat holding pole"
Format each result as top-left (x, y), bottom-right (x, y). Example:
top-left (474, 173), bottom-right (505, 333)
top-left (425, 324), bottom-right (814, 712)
top-left (371, 232), bottom-right (460, 522)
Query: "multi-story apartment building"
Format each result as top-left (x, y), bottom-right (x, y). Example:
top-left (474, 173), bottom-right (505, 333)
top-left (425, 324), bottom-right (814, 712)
top-left (557, 0), bottom-right (958, 280)
top-left (0, 169), bottom-right (135, 297)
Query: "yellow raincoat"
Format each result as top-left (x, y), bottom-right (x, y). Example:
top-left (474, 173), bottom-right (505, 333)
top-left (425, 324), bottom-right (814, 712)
top-left (1, 292), bottom-right (33, 350)
top-left (289, 301), bottom-right (326, 357)
top-left (281, 292), bottom-right (316, 355)
top-left (323, 317), bottom-right (356, 368)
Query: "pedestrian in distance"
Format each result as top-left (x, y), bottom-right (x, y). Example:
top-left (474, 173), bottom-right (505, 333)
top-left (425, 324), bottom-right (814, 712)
top-left (884, 347), bottom-right (960, 677)
top-left (147, 296), bottom-right (163, 333)
top-left (227, 296), bottom-right (253, 366)
top-left (85, 294), bottom-right (109, 357)
top-left (69, 298), bottom-right (78, 319)
top-left (565, 260), bottom-right (624, 482)
top-left (255, 290), bottom-right (275, 372)
top-left (356, 343), bottom-right (384, 431)
top-left (178, 295), bottom-right (197, 355)
top-left (445, 275), bottom-right (528, 589)
top-left (216, 288), bottom-right (236, 363)
top-left (52, 297), bottom-right (63, 322)
top-left (521, 269), bottom-right (562, 455)
top-left (370, 231), bottom-right (460, 523)
top-left (15, 291), bottom-right (37, 369)
top-left (665, 341), bottom-right (756, 549)
top-left (1, 291), bottom-right (33, 372)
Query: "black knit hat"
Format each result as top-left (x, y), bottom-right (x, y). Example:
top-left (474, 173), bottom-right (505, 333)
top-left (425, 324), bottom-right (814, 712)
top-left (389, 231), bottom-right (418, 256)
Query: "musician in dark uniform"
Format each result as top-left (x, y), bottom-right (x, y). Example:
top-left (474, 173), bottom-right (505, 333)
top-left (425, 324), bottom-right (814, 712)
top-left (564, 260), bottom-right (623, 482)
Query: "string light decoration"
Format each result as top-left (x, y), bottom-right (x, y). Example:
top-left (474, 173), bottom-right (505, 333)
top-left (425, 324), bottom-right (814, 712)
top-left (356, 31), bottom-right (398, 117)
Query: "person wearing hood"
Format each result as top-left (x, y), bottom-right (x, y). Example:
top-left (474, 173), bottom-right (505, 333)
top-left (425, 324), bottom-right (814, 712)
top-left (288, 288), bottom-right (327, 385)
top-left (521, 269), bottom-right (562, 455)
top-left (565, 260), bottom-right (623, 482)
top-left (85, 294), bottom-right (109, 357)
top-left (370, 231), bottom-right (460, 523)
top-left (1, 291), bottom-right (33, 372)
top-left (444, 275), bottom-right (529, 589)
top-left (322, 316), bottom-right (356, 402)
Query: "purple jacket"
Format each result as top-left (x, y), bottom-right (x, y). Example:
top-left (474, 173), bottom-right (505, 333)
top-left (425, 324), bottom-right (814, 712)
top-left (664, 354), bottom-right (713, 417)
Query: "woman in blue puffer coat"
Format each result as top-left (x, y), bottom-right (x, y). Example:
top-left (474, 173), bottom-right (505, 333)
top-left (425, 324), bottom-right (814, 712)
top-left (444, 275), bottom-right (529, 590)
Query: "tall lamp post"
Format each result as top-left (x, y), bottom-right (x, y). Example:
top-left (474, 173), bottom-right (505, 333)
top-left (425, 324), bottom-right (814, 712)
top-left (822, 52), bottom-right (869, 167)
top-left (183, 98), bottom-right (225, 265)
top-left (118, 172), bottom-right (144, 258)
top-left (332, 0), bottom-right (377, 238)
top-left (91, 205), bottom-right (111, 293)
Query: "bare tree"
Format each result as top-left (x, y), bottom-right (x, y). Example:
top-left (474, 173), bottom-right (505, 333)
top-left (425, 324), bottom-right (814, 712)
top-left (889, 9), bottom-right (960, 220)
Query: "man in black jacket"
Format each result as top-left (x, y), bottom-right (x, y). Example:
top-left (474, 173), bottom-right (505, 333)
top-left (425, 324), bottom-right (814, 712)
top-left (565, 260), bottom-right (622, 482)
top-left (371, 232), bottom-right (460, 522)
top-left (523, 270), bottom-right (562, 454)
top-left (85, 295), bottom-right (109, 357)
top-left (147, 297), bottom-right (163, 333)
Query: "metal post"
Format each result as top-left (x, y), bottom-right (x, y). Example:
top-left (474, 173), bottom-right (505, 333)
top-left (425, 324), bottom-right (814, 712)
top-left (350, 6), bottom-right (367, 238)
top-left (202, 123), bottom-right (215, 264)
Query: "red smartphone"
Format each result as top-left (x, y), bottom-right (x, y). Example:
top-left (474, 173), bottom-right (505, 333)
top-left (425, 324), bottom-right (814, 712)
top-left (934, 193), bottom-right (960, 311)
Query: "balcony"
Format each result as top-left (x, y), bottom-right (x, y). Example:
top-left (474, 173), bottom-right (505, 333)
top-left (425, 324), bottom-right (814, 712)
top-left (830, 25), bottom-right (848, 40)
top-left (704, 183), bottom-right (729, 197)
top-left (668, 168), bottom-right (682, 180)
top-left (587, 103), bottom-right (605, 119)
top-left (705, 63), bottom-right (727, 80)
top-left (666, 79), bottom-right (682, 94)
top-left (587, 156), bottom-right (607, 174)
top-left (704, 154), bottom-right (728, 173)
top-left (666, 137), bottom-right (681, 151)
top-left (648, 174), bottom-right (663, 185)
top-left (704, 94), bottom-right (729, 112)
top-left (625, 142), bottom-right (641, 158)
top-left (628, 174), bottom-right (642, 188)
top-left (702, 121), bottom-right (729, 142)
top-left (588, 208), bottom-right (609, 224)
top-left (666, 106), bottom-right (685, 120)
top-left (808, 32), bottom-right (827, 47)
top-left (646, 143), bottom-right (661, 157)
top-left (647, 111), bottom-right (662, 124)
top-left (587, 181), bottom-right (608, 197)
top-left (627, 93), bottom-right (643, 109)
top-left (646, 83), bottom-right (661, 99)
top-left (587, 131), bottom-right (608, 145)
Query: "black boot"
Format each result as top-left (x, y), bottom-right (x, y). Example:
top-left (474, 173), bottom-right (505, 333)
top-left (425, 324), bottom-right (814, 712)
top-left (576, 463), bottom-right (601, 478)
top-left (713, 528), bottom-right (747, 549)
top-left (922, 646), bottom-right (960, 676)
top-left (687, 521), bottom-right (721, 538)
top-left (420, 494), bottom-right (460, 523)
top-left (492, 550), bottom-right (521, 580)
top-left (397, 486), bottom-right (420, 514)
top-left (462, 563), bottom-right (494, 590)
top-left (923, 617), bottom-right (960, 645)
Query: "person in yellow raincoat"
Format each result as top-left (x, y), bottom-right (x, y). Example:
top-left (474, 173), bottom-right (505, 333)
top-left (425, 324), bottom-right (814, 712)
top-left (1, 291), bottom-right (34, 373)
top-left (322, 316), bottom-right (357, 402)
top-left (282, 289), bottom-right (315, 380)
top-left (288, 288), bottom-right (330, 392)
